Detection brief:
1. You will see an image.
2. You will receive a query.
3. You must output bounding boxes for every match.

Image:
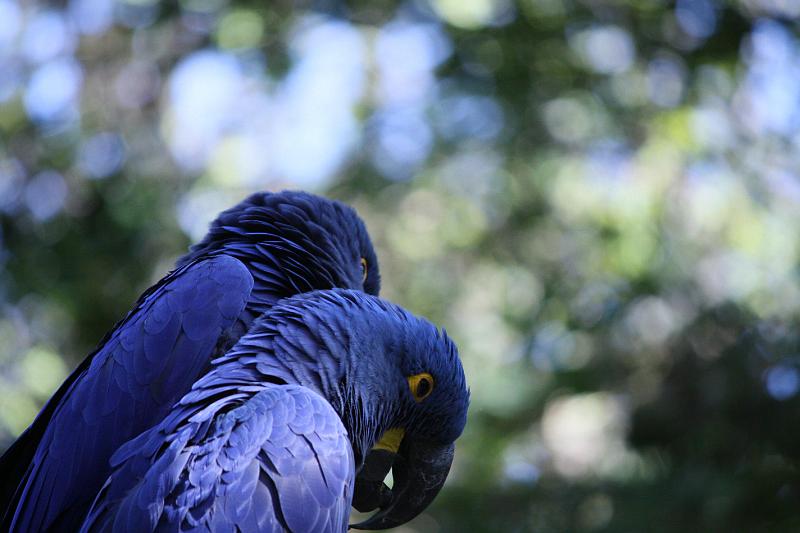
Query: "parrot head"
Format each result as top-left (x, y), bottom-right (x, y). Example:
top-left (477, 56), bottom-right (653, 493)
top-left (177, 190), bottom-right (381, 297)
top-left (345, 301), bottom-right (469, 530)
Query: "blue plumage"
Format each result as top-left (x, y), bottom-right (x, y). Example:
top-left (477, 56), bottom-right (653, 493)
top-left (81, 385), bottom-right (353, 533)
top-left (79, 290), bottom-right (469, 533)
top-left (0, 192), bottom-right (380, 532)
top-left (7, 256), bottom-right (251, 532)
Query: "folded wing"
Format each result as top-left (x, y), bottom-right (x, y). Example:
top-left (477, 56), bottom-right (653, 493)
top-left (3, 255), bottom-right (253, 532)
top-left (81, 384), bottom-right (354, 533)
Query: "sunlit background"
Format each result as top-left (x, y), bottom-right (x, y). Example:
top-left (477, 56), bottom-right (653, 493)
top-left (2, 0), bottom-right (800, 531)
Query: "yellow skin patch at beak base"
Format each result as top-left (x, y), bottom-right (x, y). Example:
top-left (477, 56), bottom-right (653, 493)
top-left (373, 428), bottom-right (405, 454)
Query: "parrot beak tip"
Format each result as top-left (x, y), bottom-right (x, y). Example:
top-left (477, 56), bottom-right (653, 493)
top-left (350, 440), bottom-right (455, 530)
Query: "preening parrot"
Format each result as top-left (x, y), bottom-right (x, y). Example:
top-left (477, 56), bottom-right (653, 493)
top-left (0, 191), bottom-right (381, 532)
top-left (79, 289), bottom-right (469, 533)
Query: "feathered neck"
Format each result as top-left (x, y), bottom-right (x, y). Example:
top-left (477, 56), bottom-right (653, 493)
top-left (198, 306), bottom-right (400, 466)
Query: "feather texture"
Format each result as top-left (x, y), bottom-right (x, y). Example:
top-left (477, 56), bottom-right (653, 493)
top-left (0, 192), bottom-right (381, 532)
top-left (79, 289), bottom-right (468, 533)
top-left (6, 256), bottom-right (253, 532)
top-left (80, 385), bottom-right (353, 533)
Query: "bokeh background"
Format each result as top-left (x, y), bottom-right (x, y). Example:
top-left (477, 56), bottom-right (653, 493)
top-left (2, 0), bottom-right (800, 531)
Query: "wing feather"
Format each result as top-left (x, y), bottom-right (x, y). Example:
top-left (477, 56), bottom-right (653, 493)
top-left (81, 385), bottom-right (353, 533)
top-left (4, 255), bottom-right (253, 532)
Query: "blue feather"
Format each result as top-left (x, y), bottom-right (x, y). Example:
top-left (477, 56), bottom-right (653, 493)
top-left (0, 192), bottom-right (382, 531)
top-left (81, 386), bottom-right (353, 533)
top-left (80, 289), bottom-right (469, 533)
top-left (6, 256), bottom-right (253, 533)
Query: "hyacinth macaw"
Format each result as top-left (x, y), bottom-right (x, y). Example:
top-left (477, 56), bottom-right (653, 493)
top-left (0, 191), bottom-right (381, 532)
top-left (79, 289), bottom-right (469, 532)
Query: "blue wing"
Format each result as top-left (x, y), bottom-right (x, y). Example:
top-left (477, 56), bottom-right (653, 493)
top-left (81, 384), bottom-right (354, 533)
top-left (6, 255), bottom-right (254, 532)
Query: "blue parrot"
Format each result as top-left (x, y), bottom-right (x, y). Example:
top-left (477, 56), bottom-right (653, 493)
top-left (78, 290), bottom-right (469, 532)
top-left (0, 191), bottom-right (381, 532)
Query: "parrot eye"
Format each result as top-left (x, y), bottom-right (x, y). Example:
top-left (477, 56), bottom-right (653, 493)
top-left (407, 373), bottom-right (434, 402)
top-left (360, 257), bottom-right (368, 283)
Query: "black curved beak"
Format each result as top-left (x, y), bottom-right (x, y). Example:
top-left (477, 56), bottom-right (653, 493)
top-left (350, 439), bottom-right (455, 530)
top-left (351, 448), bottom-right (395, 513)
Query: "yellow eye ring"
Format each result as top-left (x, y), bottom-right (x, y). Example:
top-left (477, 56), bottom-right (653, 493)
top-left (360, 257), bottom-right (368, 283)
top-left (407, 373), bottom-right (434, 403)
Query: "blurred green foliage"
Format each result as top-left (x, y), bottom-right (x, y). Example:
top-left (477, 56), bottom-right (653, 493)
top-left (2, 0), bottom-right (800, 531)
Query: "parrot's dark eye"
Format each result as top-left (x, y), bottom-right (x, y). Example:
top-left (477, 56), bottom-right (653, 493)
top-left (407, 373), bottom-right (434, 402)
top-left (360, 257), bottom-right (368, 283)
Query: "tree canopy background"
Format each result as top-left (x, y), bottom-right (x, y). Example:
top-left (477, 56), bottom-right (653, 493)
top-left (2, 0), bottom-right (800, 531)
